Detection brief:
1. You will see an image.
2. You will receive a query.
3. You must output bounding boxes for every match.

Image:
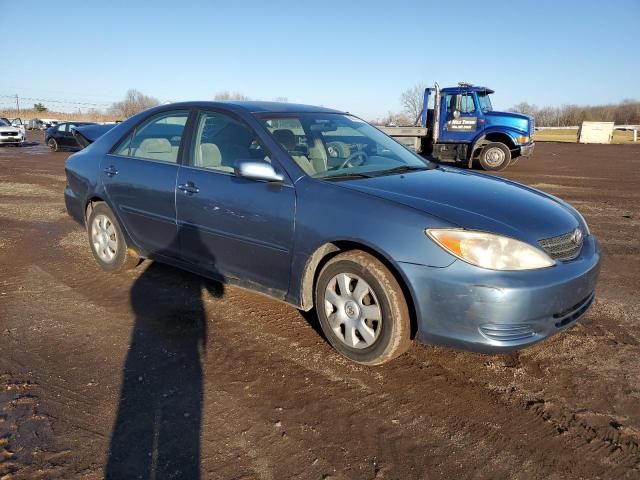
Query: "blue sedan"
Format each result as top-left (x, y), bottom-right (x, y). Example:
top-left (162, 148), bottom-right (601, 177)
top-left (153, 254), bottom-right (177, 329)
top-left (64, 101), bottom-right (600, 365)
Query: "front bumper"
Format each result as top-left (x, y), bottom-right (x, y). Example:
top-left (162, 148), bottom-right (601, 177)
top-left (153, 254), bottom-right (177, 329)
top-left (519, 142), bottom-right (535, 157)
top-left (399, 235), bottom-right (600, 353)
top-left (0, 136), bottom-right (24, 144)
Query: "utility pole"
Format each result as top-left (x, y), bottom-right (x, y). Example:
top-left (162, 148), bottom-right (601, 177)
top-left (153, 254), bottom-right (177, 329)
top-left (15, 94), bottom-right (20, 114)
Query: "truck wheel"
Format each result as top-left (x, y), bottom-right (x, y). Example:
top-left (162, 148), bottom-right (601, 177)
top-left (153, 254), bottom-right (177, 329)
top-left (315, 250), bottom-right (412, 365)
top-left (479, 142), bottom-right (511, 171)
top-left (87, 202), bottom-right (140, 272)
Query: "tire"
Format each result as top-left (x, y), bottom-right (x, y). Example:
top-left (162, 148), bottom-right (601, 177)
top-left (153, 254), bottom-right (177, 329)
top-left (479, 142), bottom-right (511, 171)
top-left (87, 202), bottom-right (139, 272)
top-left (47, 138), bottom-right (59, 152)
top-left (509, 156), bottom-right (520, 166)
top-left (315, 250), bottom-right (411, 365)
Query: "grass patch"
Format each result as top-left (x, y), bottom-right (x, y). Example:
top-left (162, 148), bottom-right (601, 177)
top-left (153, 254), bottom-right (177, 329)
top-left (533, 129), bottom-right (637, 144)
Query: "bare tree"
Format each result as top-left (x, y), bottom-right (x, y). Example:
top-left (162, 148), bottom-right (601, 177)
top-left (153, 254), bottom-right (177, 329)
top-left (108, 89), bottom-right (160, 118)
top-left (509, 102), bottom-right (538, 117)
top-left (214, 91), bottom-right (250, 101)
top-left (400, 83), bottom-right (427, 125)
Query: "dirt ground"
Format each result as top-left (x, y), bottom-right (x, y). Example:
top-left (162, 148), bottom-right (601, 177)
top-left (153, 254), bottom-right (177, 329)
top-left (0, 132), bottom-right (639, 479)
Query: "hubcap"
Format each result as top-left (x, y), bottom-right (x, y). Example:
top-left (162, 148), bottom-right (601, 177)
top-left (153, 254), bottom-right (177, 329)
top-left (484, 147), bottom-right (505, 167)
top-left (91, 214), bottom-right (118, 262)
top-left (324, 273), bottom-right (382, 349)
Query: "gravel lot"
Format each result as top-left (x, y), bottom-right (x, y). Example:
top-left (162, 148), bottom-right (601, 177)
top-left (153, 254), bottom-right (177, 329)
top-left (1, 132), bottom-right (639, 479)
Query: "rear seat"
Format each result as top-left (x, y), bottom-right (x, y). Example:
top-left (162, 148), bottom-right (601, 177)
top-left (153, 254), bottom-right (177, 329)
top-left (130, 138), bottom-right (178, 162)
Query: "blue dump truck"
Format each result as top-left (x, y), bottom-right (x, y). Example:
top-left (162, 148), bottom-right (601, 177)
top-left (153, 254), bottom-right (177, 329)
top-left (380, 83), bottom-right (535, 171)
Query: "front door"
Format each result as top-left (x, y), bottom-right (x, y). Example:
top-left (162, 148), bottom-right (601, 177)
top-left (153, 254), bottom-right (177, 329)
top-left (101, 109), bottom-right (191, 257)
top-left (176, 109), bottom-right (295, 296)
top-left (438, 92), bottom-right (479, 143)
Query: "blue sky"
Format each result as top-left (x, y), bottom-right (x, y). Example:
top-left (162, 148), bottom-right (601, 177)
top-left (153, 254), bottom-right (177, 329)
top-left (2, 0), bottom-right (638, 118)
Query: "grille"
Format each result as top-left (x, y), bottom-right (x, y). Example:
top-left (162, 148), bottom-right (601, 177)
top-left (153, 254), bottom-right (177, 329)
top-left (1, 132), bottom-right (18, 137)
top-left (538, 228), bottom-right (584, 261)
top-left (530, 118), bottom-right (535, 136)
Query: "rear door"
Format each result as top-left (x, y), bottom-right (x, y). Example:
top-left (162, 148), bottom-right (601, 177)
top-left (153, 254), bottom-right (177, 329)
top-left (101, 109), bottom-right (191, 257)
top-left (175, 109), bottom-right (295, 296)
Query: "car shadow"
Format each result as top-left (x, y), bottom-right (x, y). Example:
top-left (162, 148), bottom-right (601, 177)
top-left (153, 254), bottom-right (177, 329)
top-left (105, 235), bottom-right (223, 479)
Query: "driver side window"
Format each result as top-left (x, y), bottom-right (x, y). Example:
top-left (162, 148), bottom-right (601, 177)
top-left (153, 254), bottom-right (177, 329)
top-left (460, 94), bottom-right (476, 114)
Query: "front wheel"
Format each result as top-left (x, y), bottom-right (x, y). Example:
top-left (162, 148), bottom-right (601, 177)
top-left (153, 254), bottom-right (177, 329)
top-left (315, 251), bottom-right (412, 365)
top-left (87, 203), bottom-right (139, 272)
top-left (47, 138), bottom-right (59, 152)
top-left (479, 142), bottom-right (511, 171)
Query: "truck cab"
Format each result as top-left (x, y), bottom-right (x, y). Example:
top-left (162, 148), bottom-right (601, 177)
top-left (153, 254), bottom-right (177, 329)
top-left (381, 83), bottom-right (535, 171)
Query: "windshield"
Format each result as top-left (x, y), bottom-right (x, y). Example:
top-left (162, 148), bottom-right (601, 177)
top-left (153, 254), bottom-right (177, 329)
top-left (261, 113), bottom-right (432, 179)
top-left (0, 119), bottom-right (9, 127)
top-left (477, 92), bottom-right (493, 113)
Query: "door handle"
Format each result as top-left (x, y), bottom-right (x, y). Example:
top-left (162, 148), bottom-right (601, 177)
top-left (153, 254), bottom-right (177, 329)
top-left (103, 166), bottom-right (118, 177)
top-left (178, 182), bottom-right (200, 195)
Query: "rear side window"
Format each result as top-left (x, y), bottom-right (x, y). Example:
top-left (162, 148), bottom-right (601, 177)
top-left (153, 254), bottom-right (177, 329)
top-left (116, 111), bottom-right (189, 163)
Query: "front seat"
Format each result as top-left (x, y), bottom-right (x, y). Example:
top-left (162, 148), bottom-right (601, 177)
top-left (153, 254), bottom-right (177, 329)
top-left (197, 143), bottom-right (234, 172)
top-left (272, 129), bottom-right (315, 176)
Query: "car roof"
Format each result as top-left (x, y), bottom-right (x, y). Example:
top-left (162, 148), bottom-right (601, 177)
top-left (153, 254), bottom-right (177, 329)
top-left (162, 101), bottom-right (344, 114)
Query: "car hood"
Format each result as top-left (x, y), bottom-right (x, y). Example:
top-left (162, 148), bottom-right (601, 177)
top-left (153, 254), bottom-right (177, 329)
top-left (338, 167), bottom-right (580, 243)
top-left (0, 126), bottom-right (20, 133)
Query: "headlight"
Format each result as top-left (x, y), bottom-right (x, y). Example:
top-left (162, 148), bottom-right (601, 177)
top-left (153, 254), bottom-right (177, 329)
top-left (426, 229), bottom-right (555, 270)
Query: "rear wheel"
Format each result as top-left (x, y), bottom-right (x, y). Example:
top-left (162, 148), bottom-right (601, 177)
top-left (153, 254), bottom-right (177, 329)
top-left (47, 138), bottom-right (59, 152)
top-left (315, 251), bottom-right (411, 365)
top-left (479, 142), bottom-right (511, 171)
top-left (87, 203), bottom-right (139, 272)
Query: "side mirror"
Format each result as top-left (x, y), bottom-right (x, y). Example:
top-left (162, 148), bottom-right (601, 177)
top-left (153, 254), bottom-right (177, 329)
top-left (453, 110), bottom-right (461, 119)
top-left (235, 160), bottom-right (284, 183)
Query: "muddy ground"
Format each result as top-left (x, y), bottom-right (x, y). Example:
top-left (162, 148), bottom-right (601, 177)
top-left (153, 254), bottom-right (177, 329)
top-left (0, 132), bottom-right (639, 479)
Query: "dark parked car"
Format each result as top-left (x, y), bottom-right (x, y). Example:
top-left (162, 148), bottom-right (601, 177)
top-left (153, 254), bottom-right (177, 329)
top-left (72, 123), bottom-right (117, 149)
top-left (64, 102), bottom-right (600, 365)
top-left (46, 122), bottom-right (97, 151)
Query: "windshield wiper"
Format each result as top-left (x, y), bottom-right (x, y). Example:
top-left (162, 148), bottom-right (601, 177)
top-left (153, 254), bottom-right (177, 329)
top-left (370, 165), bottom-right (429, 177)
top-left (321, 172), bottom-right (373, 181)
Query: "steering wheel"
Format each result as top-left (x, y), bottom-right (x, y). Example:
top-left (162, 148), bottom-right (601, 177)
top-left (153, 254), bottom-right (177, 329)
top-left (338, 150), bottom-right (368, 170)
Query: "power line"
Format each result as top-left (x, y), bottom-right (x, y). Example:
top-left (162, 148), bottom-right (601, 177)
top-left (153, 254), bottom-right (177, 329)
top-left (0, 94), bottom-right (111, 107)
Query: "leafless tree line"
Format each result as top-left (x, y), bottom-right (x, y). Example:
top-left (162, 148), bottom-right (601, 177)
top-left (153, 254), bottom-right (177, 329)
top-left (104, 89), bottom-right (287, 119)
top-left (108, 89), bottom-right (161, 118)
top-left (510, 100), bottom-right (640, 126)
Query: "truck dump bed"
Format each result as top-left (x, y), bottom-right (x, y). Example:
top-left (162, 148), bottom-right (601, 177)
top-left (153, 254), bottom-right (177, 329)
top-left (377, 126), bottom-right (428, 152)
